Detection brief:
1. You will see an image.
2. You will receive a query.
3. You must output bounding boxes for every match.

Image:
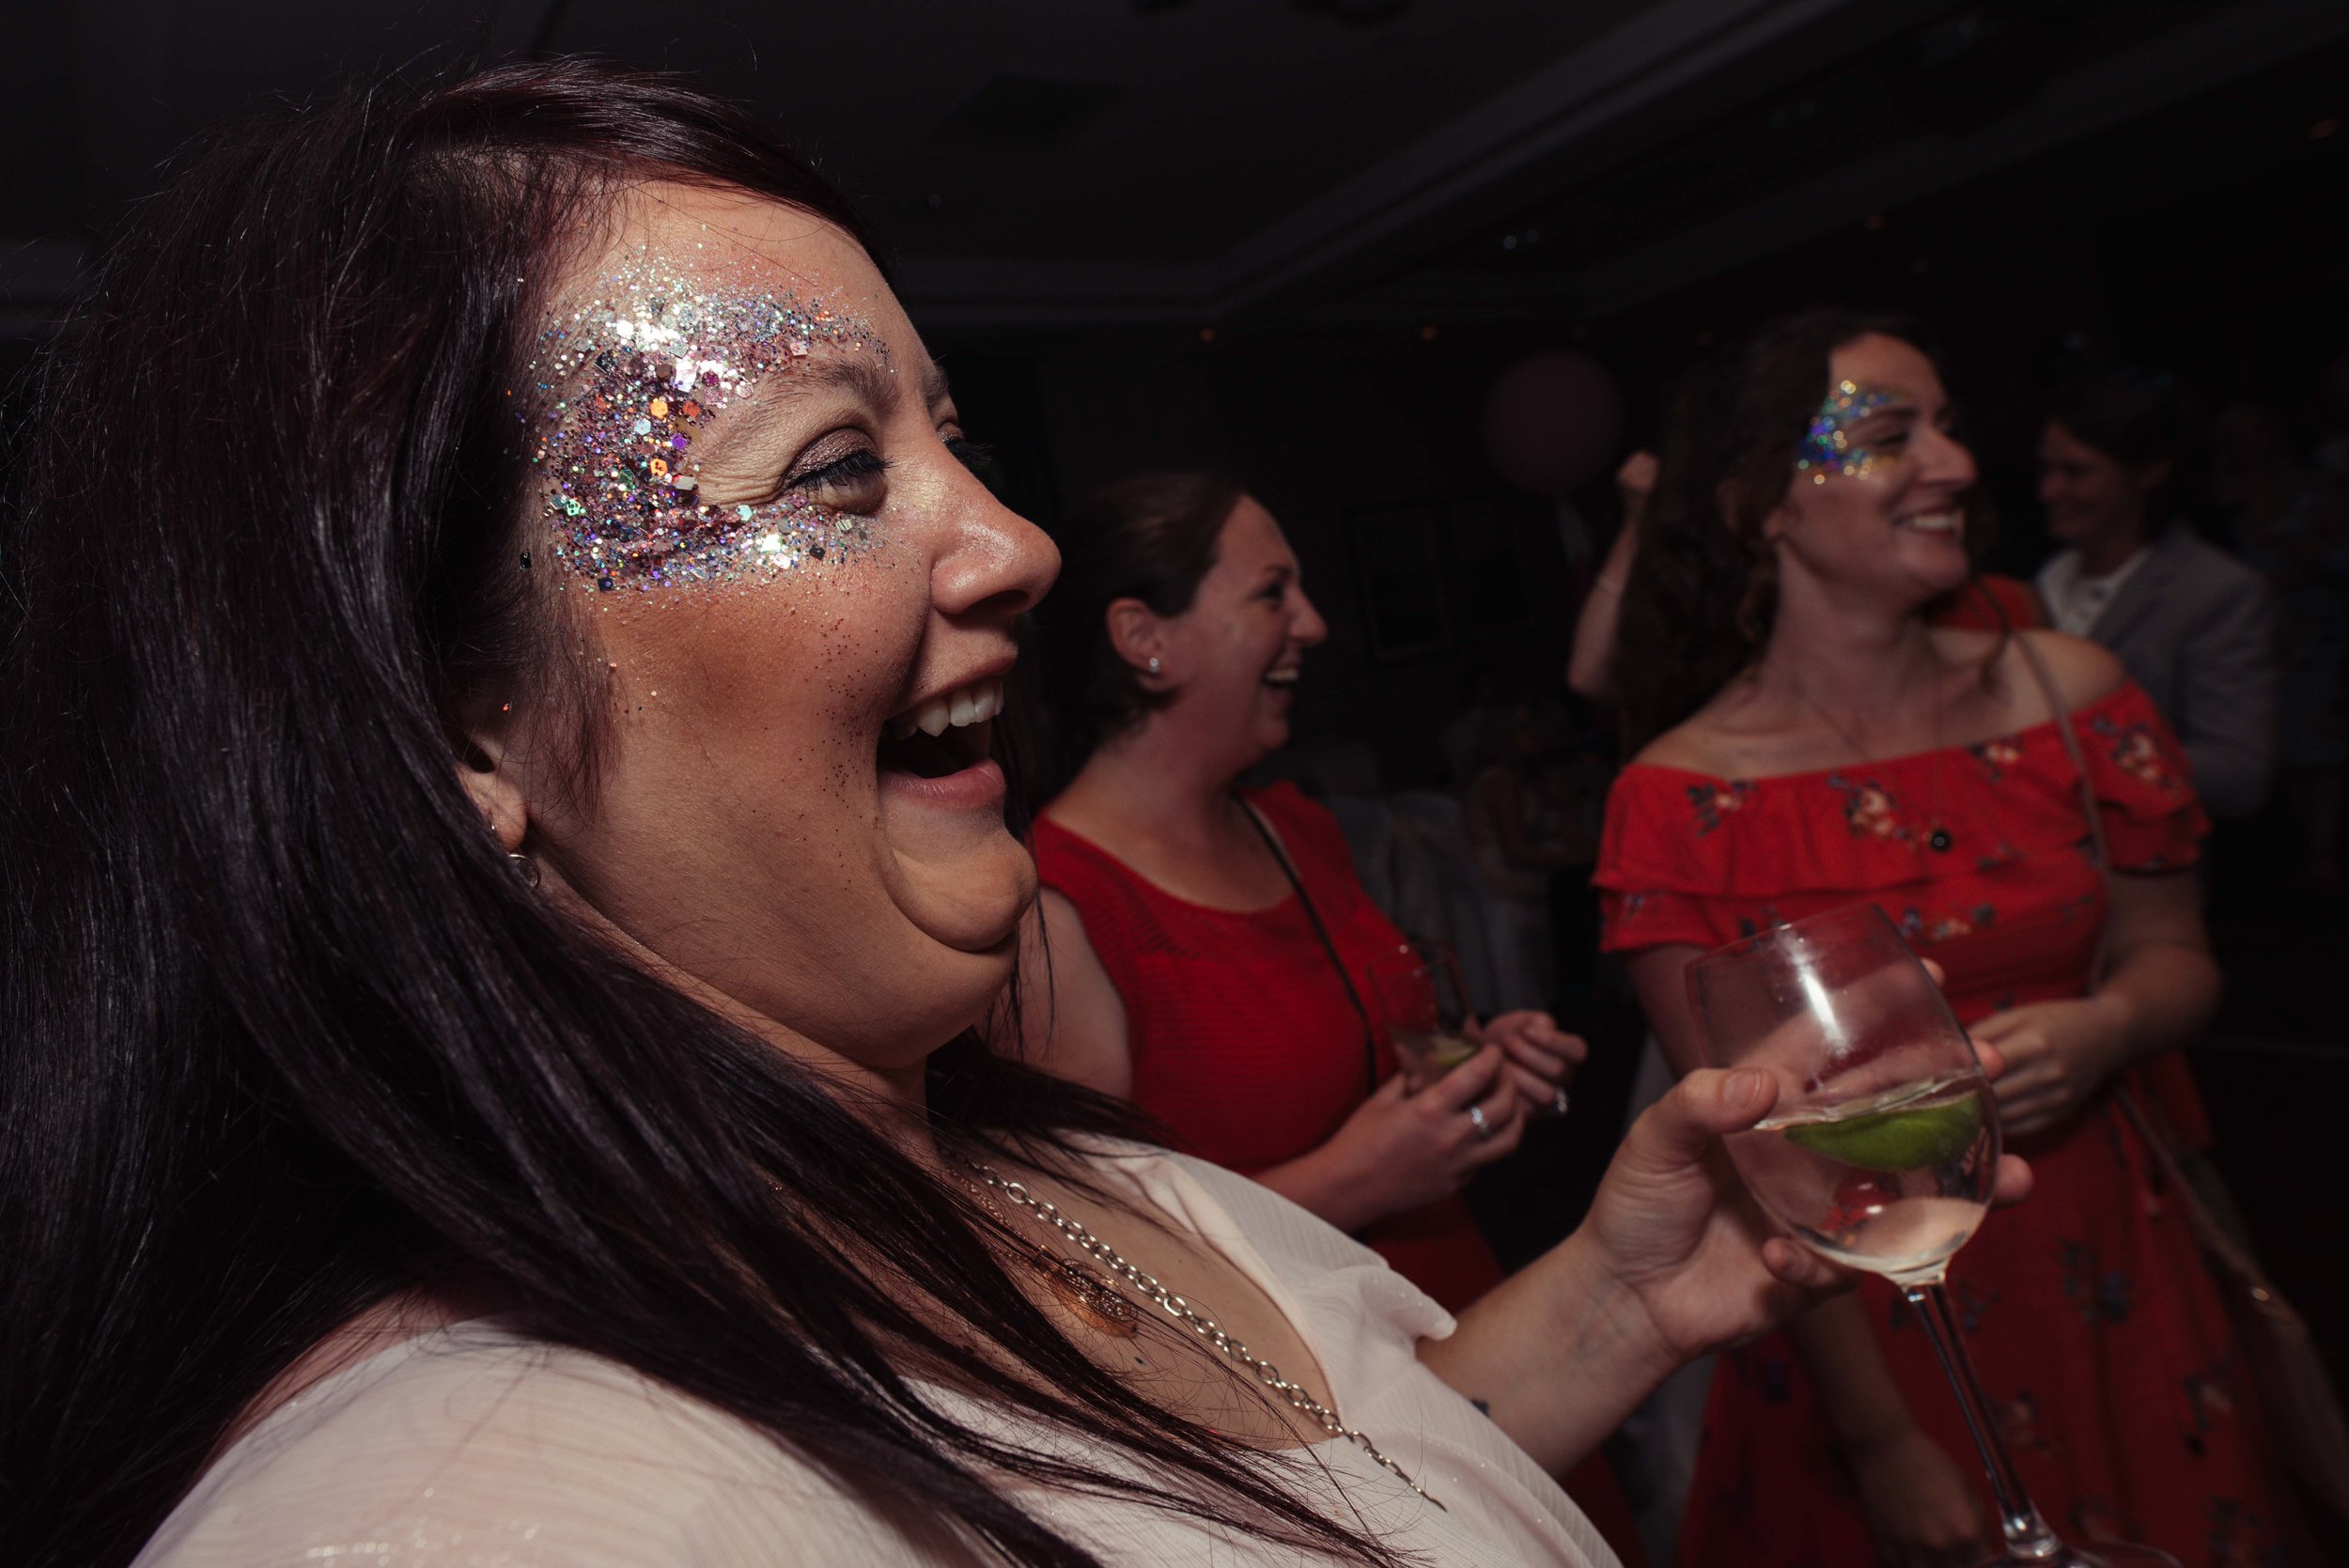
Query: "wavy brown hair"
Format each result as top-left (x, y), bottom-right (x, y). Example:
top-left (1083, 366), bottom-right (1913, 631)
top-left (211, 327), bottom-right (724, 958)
top-left (1614, 309), bottom-right (1993, 752)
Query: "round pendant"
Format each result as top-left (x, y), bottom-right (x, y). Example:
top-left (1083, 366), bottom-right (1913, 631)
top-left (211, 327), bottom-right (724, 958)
top-left (1927, 827), bottom-right (1953, 853)
top-left (1032, 1250), bottom-right (1141, 1337)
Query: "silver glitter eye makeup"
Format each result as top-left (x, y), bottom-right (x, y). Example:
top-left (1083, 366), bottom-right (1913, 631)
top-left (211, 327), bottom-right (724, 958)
top-left (1795, 380), bottom-right (1904, 484)
top-left (524, 254), bottom-right (894, 591)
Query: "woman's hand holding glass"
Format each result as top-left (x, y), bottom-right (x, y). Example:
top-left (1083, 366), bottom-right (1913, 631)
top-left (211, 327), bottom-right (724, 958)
top-left (1421, 1056), bottom-right (2001, 1479)
top-left (1688, 903), bottom-right (2170, 1568)
top-left (1315, 1046), bottom-right (1529, 1216)
top-left (1368, 939), bottom-right (1582, 1111)
top-left (1471, 1008), bottom-right (1586, 1115)
top-left (1577, 1067), bottom-right (1858, 1360)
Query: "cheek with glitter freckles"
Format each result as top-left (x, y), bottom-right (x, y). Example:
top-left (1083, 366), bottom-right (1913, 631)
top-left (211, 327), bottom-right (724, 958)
top-left (1795, 380), bottom-right (1900, 485)
top-left (527, 264), bottom-right (894, 591)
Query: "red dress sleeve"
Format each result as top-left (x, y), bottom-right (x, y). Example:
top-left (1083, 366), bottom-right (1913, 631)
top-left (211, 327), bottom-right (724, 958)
top-left (2066, 685), bottom-right (2215, 1144)
top-left (1592, 768), bottom-right (1752, 955)
top-left (2071, 683), bottom-right (2208, 873)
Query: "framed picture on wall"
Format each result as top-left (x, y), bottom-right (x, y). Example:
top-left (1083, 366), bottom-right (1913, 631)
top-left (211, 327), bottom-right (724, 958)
top-left (1344, 504), bottom-right (1452, 665)
top-left (1444, 498), bottom-right (1537, 642)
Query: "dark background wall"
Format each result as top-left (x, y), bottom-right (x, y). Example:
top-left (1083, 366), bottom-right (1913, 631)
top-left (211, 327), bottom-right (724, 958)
top-left (928, 34), bottom-right (2348, 790)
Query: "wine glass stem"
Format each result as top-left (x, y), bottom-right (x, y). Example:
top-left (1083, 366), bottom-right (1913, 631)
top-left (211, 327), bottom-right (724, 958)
top-left (1902, 1283), bottom-right (2065, 1561)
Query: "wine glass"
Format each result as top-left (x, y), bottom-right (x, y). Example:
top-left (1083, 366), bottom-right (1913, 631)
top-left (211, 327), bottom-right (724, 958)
top-left (1367, 939), bottom-right (1480, 1091)
top-left (1687, 902), bottom-right (2177, 1568)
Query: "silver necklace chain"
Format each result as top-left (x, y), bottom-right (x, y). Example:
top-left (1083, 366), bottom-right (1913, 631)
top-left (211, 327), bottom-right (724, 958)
top-left (1777, 660), bottom-right (1955, 854)
top-left (962, 1159), bottom-right (1446, 1511)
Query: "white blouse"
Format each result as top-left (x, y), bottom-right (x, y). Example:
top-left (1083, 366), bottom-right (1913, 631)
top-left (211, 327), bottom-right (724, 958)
top-left (135, 1146), bottom-right (1612, 1566)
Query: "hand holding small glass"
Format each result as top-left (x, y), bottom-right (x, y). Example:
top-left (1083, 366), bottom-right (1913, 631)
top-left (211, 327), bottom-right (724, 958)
top-left (1368, 942), bottom-right (1583, 1111)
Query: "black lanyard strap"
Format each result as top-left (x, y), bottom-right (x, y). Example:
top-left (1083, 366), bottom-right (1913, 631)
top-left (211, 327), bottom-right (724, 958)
top-left (1234, 791), bottom-right (1381, 1096)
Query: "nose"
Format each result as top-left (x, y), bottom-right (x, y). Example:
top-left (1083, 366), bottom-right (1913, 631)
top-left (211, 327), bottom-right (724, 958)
top-left (931, 472), bottom-right (1060, 624)
top-left (1292, 586), bottom-right (1330, 647)
top-left (1919, 424), bottom-right (1978, 494)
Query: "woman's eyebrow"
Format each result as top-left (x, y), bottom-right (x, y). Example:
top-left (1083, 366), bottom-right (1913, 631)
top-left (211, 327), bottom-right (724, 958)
top-left (918, 358), bottom-right (953, 411)
top-left (754, 350), bottom-right (902, 416)
top-left (688, 349), bottom-right (901, 471)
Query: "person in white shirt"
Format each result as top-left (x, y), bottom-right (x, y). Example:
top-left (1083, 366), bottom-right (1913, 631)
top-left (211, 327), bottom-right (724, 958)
top-left (2035, 371), bottom-right (2279, 816)
top-left (1, 62), bottom-right (2031, 1568)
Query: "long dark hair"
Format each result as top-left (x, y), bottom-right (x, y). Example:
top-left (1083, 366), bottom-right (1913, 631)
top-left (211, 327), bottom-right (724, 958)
top-left (1614, 309), bottom-right (1991, 751)
top-left (0, 66), bottom-right (1389, 1568)
top-left (1024, 470), bottom-right (1245, 801)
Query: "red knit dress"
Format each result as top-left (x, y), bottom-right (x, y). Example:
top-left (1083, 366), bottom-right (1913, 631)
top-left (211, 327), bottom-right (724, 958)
top-left (1595, 682), bottom-right (2296, 1568)
top-left (1031, 783), bottom-right (1501, 1310)
top-left (1034, 783), bottom-right (1648, 1565)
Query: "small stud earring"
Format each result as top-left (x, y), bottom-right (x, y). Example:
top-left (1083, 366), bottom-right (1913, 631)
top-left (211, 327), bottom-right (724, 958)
top-left (1145, 657), bottom-right (1162, 675)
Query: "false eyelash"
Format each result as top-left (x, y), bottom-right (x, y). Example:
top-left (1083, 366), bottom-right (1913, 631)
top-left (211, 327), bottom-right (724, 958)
top-left (791, 448), bottom-right (893, 491)
top-left (946, 436), bottom-right (997, 474)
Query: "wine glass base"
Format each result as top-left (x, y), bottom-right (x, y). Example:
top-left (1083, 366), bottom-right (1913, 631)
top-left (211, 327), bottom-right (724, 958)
top-left (1979, 1545), bottom-right (2180, 1568)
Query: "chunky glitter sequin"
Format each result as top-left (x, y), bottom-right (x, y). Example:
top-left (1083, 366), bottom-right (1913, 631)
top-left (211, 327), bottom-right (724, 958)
top-left (525, 254), bottom-right (893, 590)
top-left (1794, 380), bottom-right (1900, 484)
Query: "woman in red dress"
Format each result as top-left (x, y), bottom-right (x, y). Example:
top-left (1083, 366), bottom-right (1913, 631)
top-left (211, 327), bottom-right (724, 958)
top-left (1017, 473), bottom-right (1651, 1560)
top-left (1019, 473), bottom-right (1576, 1310)
top-left (1595, 312), bottom-right (2299, 1567)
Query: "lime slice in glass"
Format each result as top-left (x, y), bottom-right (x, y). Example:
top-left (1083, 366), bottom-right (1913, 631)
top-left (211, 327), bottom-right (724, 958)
top-left (1784, 1096), bottom-right (1983, 1172)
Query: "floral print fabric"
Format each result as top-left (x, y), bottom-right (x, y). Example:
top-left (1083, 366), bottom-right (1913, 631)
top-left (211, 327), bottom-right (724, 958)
top-left (1595, 681), bottom-right (2296, 1567)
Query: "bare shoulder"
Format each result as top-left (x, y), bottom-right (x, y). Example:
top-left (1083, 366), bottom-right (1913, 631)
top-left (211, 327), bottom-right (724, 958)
top-left (1020, 889), bottom-right (1131, 1093)
top-left (2006, 629), bottom-right (2128, 721)
top-left (1033, 886), bottom-right (1100, 962)
top-left (1035, 791), bottom-right (1123, 855)
top-left (1628, 712), bottom-right (1736, 776)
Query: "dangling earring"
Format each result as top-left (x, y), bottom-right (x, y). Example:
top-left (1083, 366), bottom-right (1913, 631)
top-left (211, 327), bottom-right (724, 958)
top-left (1145, 657), bottom-right (1162, 675)
top-left (508, 851), bottom-right (541, 889)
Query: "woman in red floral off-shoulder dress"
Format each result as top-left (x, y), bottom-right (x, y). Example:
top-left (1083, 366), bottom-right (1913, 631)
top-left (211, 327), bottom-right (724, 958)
top-left (1595, 311), bottom-right (2302, 1568)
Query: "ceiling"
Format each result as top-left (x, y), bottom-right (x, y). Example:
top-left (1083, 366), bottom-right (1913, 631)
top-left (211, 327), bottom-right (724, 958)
top-left (5, 0), bottom-right (2345, 339)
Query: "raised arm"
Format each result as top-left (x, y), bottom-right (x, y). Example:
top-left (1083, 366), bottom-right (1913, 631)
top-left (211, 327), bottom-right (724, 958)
top-left (1566, 452), bottom-right (1655, 700)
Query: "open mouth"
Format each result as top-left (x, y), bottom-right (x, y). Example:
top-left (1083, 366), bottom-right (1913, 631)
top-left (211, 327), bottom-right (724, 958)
top-left (879, 678), bottom-right (1003, 780)
top-left (1263, 666), bottom-right (1301, 690)
top-left (1897, 509), bottom-right (1963, 536)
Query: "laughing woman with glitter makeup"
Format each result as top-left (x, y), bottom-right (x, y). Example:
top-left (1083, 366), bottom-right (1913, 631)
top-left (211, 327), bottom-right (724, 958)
top-left (1597, 312), bottom-right (2301, 1568)
top-left (1, 70), bottom-right (2028, 1568)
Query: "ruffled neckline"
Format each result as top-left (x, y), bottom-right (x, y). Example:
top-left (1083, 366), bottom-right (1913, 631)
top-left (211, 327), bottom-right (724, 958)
top-left (1626, 680), bottom-right (2141, 789)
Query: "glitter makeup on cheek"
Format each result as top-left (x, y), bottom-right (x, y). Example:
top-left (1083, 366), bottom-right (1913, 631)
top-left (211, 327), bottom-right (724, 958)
top-left (526, 257), bottom-right (894, 590)
top-left (1795, 380), bottom-right (1901, 485)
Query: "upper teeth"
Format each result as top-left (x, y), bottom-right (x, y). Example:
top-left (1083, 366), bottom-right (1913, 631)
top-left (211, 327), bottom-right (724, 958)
top-left (1264, 668), bottom-right (1300, 685)
top-left (889, 678), bottom-right (1004, 739)
top-left (1903, 511), bottom-right (1961, 533)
